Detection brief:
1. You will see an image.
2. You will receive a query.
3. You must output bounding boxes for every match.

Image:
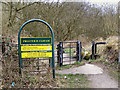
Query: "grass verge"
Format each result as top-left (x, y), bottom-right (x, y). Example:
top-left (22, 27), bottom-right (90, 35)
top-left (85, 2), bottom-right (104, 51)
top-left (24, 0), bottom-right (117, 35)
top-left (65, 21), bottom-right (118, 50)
top-left (107, 65), bottom-right (119, 81)
top-left (56, 74), bottom-right (89, 88)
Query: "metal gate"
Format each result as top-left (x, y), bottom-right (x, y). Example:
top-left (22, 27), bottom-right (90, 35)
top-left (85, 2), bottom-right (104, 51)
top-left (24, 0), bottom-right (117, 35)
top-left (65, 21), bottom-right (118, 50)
top-left (57, 41), bottom-right (82, 66)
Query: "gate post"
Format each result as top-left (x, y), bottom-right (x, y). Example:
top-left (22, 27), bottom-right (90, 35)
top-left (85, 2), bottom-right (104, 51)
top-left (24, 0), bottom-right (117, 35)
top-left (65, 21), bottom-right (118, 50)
top-left (57, 44), bottom-right (60, 66)
top-left (77, 41), bottom-right (81, 62)
top-left (59, 42), bottom-right (63, 66)
top-left (94, 43), bottom-right (97, 59)
top-left (92, 41), bottom-right (95, 59)
top-left (2, 41), bottom-right (5, 55)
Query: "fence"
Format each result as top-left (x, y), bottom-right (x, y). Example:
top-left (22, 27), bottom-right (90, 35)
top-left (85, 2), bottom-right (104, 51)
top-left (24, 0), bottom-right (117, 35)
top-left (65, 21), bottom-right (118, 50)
top-left (0, 39), bottom-right (58, 88)
top-left (0, 39), bottom-right (54, 86)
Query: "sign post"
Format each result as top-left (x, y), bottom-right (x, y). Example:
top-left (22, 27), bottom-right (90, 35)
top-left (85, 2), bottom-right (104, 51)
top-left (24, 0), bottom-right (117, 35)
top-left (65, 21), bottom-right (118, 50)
top-left (18, 19), bottom-right (55, 79)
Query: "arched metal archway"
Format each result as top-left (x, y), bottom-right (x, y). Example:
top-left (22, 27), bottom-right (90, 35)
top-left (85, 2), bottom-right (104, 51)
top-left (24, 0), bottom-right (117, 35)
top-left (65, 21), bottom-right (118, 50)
top-left (18, 19), bottom-right (55, 78)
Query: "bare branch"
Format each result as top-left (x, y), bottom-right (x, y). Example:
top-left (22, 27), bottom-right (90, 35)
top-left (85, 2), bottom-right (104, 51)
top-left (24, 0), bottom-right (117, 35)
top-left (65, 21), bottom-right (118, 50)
top-left (16, 2), bottom-right (37, 12)
top-left (0, 1), bottom-right (9, 6)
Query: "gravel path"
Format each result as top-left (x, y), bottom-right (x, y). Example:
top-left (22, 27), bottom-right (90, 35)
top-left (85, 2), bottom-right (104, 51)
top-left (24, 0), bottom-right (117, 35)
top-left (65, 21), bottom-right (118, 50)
top-left (56, 63), bottom-right (118, 88)
top-left (55, 49), bottom-right (118, 88)
top-left (56, 64), bottom-right (103, 74)
top-left (87, 73), bottom-right (118, 88)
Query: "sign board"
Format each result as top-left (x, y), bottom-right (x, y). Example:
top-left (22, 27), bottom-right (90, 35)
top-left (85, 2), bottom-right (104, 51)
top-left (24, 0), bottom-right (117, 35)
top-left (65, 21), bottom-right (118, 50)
top-left (18, 19), bottom-right (55, 79)
top-left (20, 37), bottom-right (52, 58)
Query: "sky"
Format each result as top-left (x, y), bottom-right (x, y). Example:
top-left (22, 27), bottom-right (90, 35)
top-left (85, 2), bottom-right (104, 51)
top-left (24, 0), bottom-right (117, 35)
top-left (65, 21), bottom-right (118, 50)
top-left (64, 0), bottom-right (119, 5)
top-left (85, 0), bottom-right (119, 12)
top-left (85, 0), bottom-right (119, 4)
top-left (54, 0), bottom-right (120, 6)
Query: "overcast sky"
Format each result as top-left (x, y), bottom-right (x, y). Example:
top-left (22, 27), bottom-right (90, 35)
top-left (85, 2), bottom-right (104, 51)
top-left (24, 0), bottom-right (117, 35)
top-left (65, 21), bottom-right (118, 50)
top-left (85, 0), bottom-right (119, 4)
top-left (54, 0), bottom-right (119, 6)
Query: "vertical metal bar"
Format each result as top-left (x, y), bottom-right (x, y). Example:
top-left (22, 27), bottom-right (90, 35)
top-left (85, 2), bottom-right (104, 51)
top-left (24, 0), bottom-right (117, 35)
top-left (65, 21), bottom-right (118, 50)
top-left (2, 41), bottom-right (5, 54)
top-left (78, 41), bottom-right (80, 62)
top-left (94, 44), bottom-right (97, 59)
top-left (59, 42), bottom-right (61, 66)
top-left (92, 41), bottom-right (95, 59)
top-left (49, 24), bottom-right (55, 79)
top-left (18, 35), bottom-right (22, 75)
top-left (77, 41), bottom-right (81, 62)
top-left (76, 41), bottom-right (79, 61)
top-left (95, 44), bottom-right (97, 55)
top-left (57, 44), bottom-right (59, 65)
top-left (49, 58), bottom-right (51, 67)
top-left (70, 43), bottom-right (71, 64)
top-left (92, 41), bottom-right (94, 56)
top-left (60, 42), bottom-right (63, 67)
top-left (79, 42), bottom-right (82, 62)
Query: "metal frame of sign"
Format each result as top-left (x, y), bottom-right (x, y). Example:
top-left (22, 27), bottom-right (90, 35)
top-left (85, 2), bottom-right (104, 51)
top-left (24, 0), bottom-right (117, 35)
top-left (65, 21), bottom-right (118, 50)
top-left (18, 19), bottom-right (55, 79)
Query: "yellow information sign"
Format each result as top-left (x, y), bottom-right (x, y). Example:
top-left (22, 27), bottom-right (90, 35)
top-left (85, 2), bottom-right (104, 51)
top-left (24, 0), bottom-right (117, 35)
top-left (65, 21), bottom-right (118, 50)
top-left (21, 46), bottom-right (52, 51)
top-left (21, 52), bottom-right (52, 58)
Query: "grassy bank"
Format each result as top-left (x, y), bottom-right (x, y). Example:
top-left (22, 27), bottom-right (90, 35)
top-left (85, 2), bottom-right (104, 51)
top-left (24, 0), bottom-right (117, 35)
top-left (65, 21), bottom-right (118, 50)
top-left (56, 74), bottom-right (89, 88)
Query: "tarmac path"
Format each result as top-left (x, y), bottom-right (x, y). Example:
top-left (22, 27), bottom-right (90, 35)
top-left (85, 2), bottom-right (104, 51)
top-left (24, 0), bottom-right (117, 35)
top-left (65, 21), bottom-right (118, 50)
top-left (56, 63), bottom-right (118, 88)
